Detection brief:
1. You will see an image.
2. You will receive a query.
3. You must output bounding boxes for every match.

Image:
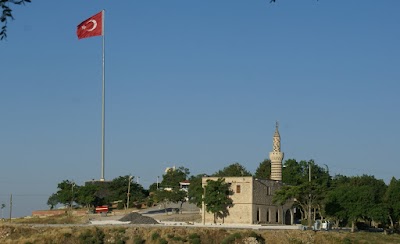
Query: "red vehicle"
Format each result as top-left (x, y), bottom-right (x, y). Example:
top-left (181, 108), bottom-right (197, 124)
top-left (95, 205), bottom-right (109, 213)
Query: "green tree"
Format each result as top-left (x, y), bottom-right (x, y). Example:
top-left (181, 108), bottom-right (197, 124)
top-left (384, 177), bottom-right (400, 228)
top-left (274, 160), bottom-right (331, 224)
top-left (188, 174), bottom-right (204, 208)
top-left (153, 188), bottom-right (187, 214)
top-left (47, 193), bottom-right (58, 210)
top-left (254, 159), bottom-right (271, 179)
top-left (106, 176), bottom-right (147, 209)
top-left (204, 178), bottom-right (233, 223)
top-left (54, 180), bottom-right (76, 207)
top-left (325, 175), bottom-right (387, 232)
top-left (148, 182), bottom-right (158, 193)
top-left (1, 0), bottom-right (31, 40)
top-left (161, 166), bottom-right (189, 189)
top-left (75, 183), bottom-right (101, 208)
top-left (1, 203), bottom-right (5, 219)
top-left (213, 162), bottom-right (252, 177)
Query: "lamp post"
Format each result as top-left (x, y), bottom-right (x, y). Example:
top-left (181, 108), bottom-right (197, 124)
top-left (308, 162), bottom-right (312, 228)
top-left (71, 182), bottom-right (75, 209)
top-left (157, 176), bottom-right (159, 190)
top-left (127, 175), bottom-right (133, 210)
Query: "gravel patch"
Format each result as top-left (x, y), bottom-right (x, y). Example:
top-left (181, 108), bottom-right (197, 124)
top-left (119, 212), bottom-right (159, 224)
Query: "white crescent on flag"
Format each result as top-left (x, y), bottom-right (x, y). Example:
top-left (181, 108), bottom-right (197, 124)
top-left (86, 20), bottom-right (97, 32)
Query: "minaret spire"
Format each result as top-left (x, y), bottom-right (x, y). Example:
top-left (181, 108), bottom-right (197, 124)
top-left (269, 121), bottom-right (284, 181)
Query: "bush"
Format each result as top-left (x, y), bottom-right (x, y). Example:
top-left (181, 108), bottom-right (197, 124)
top-left (221, 232), bottom-right (242, 244)
top-left (189, 233), bottom-right (200, 239)
top-left (159, 238), bottom-right (168, 244)
top-left (342, 237), bottom-right (352, 244)
top-left (78, 228), bottom-right (105, 244)
top-left (133, 235), bottom-right (145, 244)
top-left (151, 232), bottom-right (160, 241)
top-left (189, 233), bottom-right (201, 244)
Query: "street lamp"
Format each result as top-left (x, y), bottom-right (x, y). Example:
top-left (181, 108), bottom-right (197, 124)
top-left (308, 162), bottom-right (312, 228)
top-left (127, 175), bottom-right (133, 210)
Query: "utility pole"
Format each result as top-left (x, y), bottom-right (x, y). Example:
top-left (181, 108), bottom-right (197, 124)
top-left (202, 185), bottom-right (206, 225)
top-left (126, 176), bottom-right (133, 210)
top-left (308, 162), bottom-right (312, 228)
top-left (157, 176), bottom-right (159, 190)
top-left (9, 194), bottom-right (12, 223)
top-left (71, 182), bottom-right (75, 208)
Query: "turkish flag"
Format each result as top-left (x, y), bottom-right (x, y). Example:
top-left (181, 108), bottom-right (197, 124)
top-left (77, 11), bottom-right (103, 39)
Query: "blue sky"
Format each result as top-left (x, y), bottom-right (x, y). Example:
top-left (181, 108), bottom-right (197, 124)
top-left (1, 0), bottom-right (399, 217)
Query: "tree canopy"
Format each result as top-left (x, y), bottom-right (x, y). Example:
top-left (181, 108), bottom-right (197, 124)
top-left (325, 175), bottom-right (387, 232)
top-left (254, 159), bottom-right (271, 179)
top-left (45, 159), bottom-right (400, 230)
top-left (213, 162), bottom-right (252, 177)
top-left (1, 0), bottom-right (31, 40)
top-left (161, 166), bottom-right (189, 189)
top-left (188, 174), bottom-right (204, 208)
top-left (204, 178), bottom-right (233, 223)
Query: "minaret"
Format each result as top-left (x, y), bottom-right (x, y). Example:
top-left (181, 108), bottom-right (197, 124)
top-left (269, 122), bottom-right (284, 181)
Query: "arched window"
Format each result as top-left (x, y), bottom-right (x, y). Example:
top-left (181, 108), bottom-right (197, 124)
top-left (266, 209), bottom-right (269, 222)
top-left (276, 210), bottom-right (279, 223)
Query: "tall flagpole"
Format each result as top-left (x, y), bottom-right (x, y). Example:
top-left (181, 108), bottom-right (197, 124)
top-left (100, 9), bottom-right (106, 181)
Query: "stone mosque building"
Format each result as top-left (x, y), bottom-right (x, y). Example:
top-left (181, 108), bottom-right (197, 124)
top-left (201, 123), bottom-right (294, 225)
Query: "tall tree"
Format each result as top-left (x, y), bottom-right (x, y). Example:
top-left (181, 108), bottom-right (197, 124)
top-left (204, 178), bottom-right (233, 223)
top-left (54, 180), bottom-right (76, 207)
top-left (213, 162), bottom-right (252, 177)
top-left (325, 175), bottom-right (387, 232)
top-left (106, 175), bottom-right (147, 209)
top-left (161, 166), bottom-right (189, 189)
top-left (1, 0), bottom-right (31, 40)
top-left (384, 177), bottom-right (400, 228)
top-left (153, 188), bottom-right (187, 214)
top-left (188, 174), bottom-right (204, 208)
top-left (75, 183), bottom-right (101, 208)
top-left (274, 160), bottom-right (331, 224)
top-left (254, 159), bottom-right (271, 179)
top-left (47, 193), bottom-right (58, 210)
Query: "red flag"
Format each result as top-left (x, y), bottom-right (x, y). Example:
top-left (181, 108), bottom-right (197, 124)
top-left (77, 11), bottom-right (103, 39)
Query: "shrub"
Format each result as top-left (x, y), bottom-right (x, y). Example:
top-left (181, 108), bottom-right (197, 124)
top-left (151, 232), bottom-right (160, 241)
top-left (189, 233), bottom-right (201, 244)
top-left (221, 232), bottom-right (242, 244)
top-left (78, 228), bottom-right (105, 244)
top-left (133, 235), bottom-right (145, 244)
top-left (342, 237), bottom-right (353, 244)
top-left (159, 238), bottom-right (168, 244)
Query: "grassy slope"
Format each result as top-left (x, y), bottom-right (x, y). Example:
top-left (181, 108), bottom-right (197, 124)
top-left (1, 224), bottom-right (400, 244)
top-left (2, 214), bottom-right (400, 244)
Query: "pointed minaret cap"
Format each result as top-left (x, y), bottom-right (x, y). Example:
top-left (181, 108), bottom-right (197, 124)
top-left (272, 121), bottom-right (281, 152)
top-left (274, 121), bottom-right (280, 137)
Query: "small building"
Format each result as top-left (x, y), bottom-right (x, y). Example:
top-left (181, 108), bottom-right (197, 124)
top-left (201, 176), bottom-right (294, 225)
top-left (201, 123), bottom-right (295, 225)
top-left (179, 180), bottom-right (190, 192)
